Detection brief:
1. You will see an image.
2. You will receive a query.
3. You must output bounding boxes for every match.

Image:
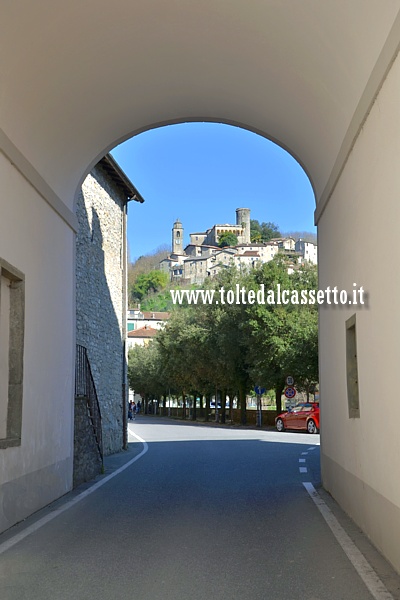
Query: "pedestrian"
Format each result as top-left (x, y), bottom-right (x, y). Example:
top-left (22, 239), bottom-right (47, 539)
top-left (128, 400), bottom-right (134, 421)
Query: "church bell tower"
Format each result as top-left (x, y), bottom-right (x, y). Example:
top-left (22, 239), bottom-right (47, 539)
top-left (172, 219), bottom-right (184, 255)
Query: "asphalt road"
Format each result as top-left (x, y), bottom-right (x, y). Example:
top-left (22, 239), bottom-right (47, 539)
top-left (0, 417), bottom-right (399, 600)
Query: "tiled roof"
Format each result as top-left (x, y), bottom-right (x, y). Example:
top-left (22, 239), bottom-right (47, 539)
top-left (142, 312), bottom-right (171, 320)
top-left (240, 251), bottom-right (260, 257)
top-left (128, 326), bottom-right (159, 338)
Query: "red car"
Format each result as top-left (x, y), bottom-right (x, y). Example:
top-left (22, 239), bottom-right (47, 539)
top-left (275, 402), bottom-right (320, 434)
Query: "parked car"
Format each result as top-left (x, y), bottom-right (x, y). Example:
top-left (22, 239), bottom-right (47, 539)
top-left (275, 402), bottom-right (320, 434)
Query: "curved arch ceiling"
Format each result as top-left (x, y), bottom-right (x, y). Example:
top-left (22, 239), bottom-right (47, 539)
top-left (1, 1), bottom-right (400, 213)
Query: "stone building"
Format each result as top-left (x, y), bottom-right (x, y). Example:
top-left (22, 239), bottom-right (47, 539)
top-left (202, 208), bottom-right (251, 246)
top-left (161, 208), bottom-right (252, 283)
top-left (161, 208), bottom-right (316, 284)
top-left (270, 237), bottom-right (296, 251)
top-left (75, 154), bottom-right (144, 456)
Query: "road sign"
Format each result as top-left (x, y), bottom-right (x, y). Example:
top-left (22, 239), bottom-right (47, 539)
top-left (284, 386), bottom-right (296, 399)
top-left (254, 386), bottom-right (266, 395)
top-left (286, 375), bottom-right (294, 386)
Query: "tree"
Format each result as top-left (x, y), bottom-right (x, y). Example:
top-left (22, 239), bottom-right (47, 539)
top-left (218, 232), bottom-right (238, 248)
top-left (247, 258), bottom-right (318, 413)
top-left (128, 259), bottom-right (318, 424)
top-left (286, 263), bottom-right (319, 396)
top-left (250, 220), bottom-right (281, 243)
top-left (128, 342), bottom-right (165, 413)
top-left (131, 270), bottom-right (168, 302)
top-left (204, 267), bottom-right (254, 423)
top-left (156, 308), bottom-right (205, 418)
top-left (128, 245), bottom-right (169, 301)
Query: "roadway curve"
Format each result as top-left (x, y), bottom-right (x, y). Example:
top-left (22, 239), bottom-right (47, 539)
top-left (0, 417), bottom-right (397, 599)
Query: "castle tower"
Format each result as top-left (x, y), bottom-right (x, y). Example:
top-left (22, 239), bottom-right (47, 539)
top-left (236, 208), bottom-right (251, 243)
top-left (172, 218), bottom-right (184, 254)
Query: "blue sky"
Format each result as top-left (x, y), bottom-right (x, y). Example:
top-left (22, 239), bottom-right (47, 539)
top-left (111, 123), bottom-right (316, 261)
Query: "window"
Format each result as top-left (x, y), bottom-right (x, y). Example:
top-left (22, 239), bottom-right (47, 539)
top-left (0, 259), bottom-right (25, 448)
top-left (346, 314), bottom-right (359, 418)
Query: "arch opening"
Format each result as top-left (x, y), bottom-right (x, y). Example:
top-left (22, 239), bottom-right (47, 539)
top-left (76, 119), bottom-right (317, 216)
top-left (107, 122), bottom-right (316, 263)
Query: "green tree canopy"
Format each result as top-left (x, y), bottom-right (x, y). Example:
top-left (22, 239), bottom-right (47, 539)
top-left (127, 258), bottom-right (319, 419)
top-left (250, 220), bottom-right (281, 243)
top-left (247, 258), bottom-right (318, 412)
top-left (218, 232), bottom-right (238, 248)
top-left (131, 270), bottom-right (168, 302)
top-left (128, 341), bottom-right (164, 398)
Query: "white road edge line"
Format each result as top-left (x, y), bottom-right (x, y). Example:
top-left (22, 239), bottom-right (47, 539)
top-left (0, 428), bottom-right (148, 556)
top-left (303, 482), bottom-right (394, 600)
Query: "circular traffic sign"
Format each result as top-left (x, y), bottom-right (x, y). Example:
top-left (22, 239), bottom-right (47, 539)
top-left (254, 386), bottom-right (266, 395)
top-left (284, 386), bottom-right (296, 399)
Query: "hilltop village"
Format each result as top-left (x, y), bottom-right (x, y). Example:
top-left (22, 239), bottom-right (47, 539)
top-left (159, 208), bottom-right (317, 285)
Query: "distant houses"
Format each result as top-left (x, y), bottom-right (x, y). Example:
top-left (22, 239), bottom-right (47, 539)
top-left (160, 209), bottom-right (317, 285)
top-left (127, 325), bottom-right (160, 348)
top-left (127, 308), bottom-right (170, 348)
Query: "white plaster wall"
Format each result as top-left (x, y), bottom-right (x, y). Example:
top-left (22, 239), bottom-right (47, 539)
top-left (0, 152), bottom-right (75, 532)
top-left (319, 50), bottom-right (400, 572)
top-left (127, 338), bottom-right (148, 349)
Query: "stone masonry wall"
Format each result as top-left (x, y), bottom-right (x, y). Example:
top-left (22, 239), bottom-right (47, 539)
top-left (73, 396), bottom-right (103, 487)
top-left (76, 163), bottom-right (126, 455)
